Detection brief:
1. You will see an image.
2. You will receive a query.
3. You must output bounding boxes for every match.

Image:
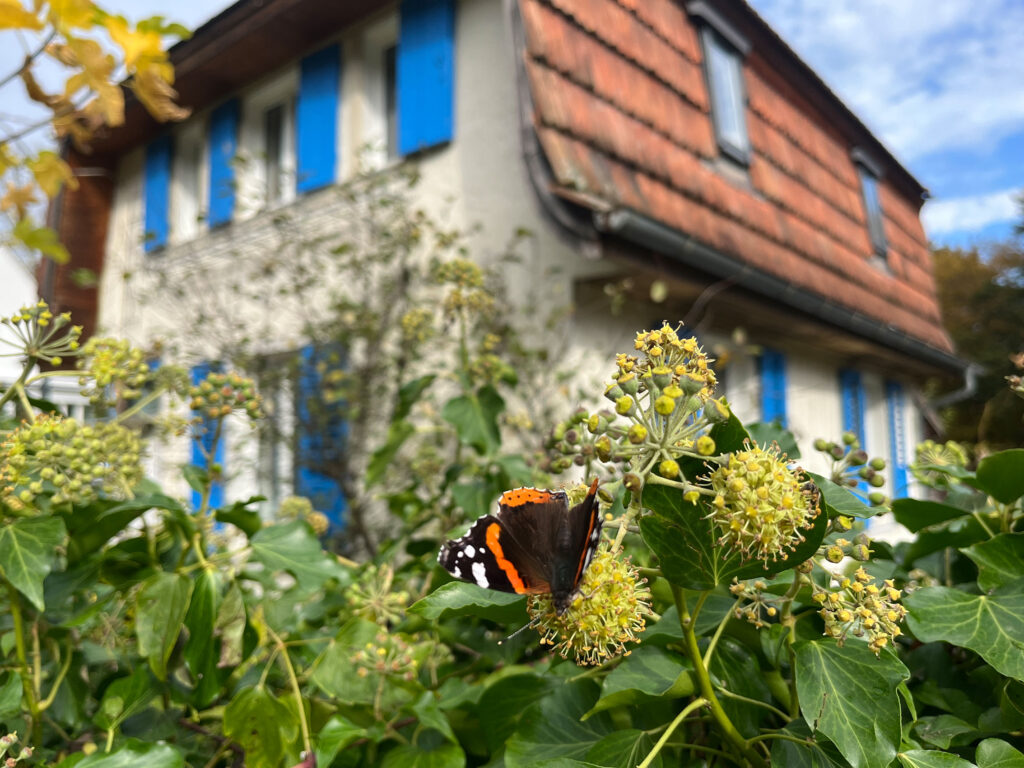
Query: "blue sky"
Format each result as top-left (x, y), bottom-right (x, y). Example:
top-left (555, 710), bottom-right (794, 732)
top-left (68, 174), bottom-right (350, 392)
top-left (2, 0), bottom-right (1021, 247)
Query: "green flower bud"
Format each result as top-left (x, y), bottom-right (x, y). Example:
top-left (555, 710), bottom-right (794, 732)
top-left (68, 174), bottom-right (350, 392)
top-left (813, 438), bottom-right (829, 452)
top-left (627, 424), bottom-right (647, 444)
top-left (623, 473), bottom-right (643, 493)
top-left (651, 366), bottom-right (672, 388)
top-left (658, 459), bottom-right (680, 478)
top-left (615, 396), bottom-right (634, 416)
top-left (618, 373), bottom-right (639, 395)
top-left (869, 457), bottom-right (886, 471)
top-left (696, 435), bottom-right (716, 456)
top-left (868, 492), bottom-right (887, 506)
top-left (678, 372), bottom-right (706, 396)
top-left (825, 545), bottom-right (844, 563)
top-left (842, 432), bottom-right (857, 446)
top-left (595, 436), bottom-right (612, 461)
top-left (604, 382), bottom-right (625, 402)
top-left (705, 398), bottom-right (730, 424)
top-left (654, 395), bottom-right (676, 416)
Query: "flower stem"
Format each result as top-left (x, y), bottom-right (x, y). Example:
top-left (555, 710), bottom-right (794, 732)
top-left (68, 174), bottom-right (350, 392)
top-left (267, 625), bottom-right (312, 758)
top-left (5, 578), bottom-right (40, 742)
top-left (637, 696), bottom-right (708, 768)
top-left (672, 584), bottom-right (767, 768)
top-left (703, 596), bottom-right (743, 667)
top-left (0, 360), bottom-right (32, 411)
top-left (777, 575), bottom-right (804, 718)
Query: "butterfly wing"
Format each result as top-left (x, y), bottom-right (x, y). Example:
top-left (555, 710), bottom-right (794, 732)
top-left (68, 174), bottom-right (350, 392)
top-left (438, 513), bottom-right (551, 595)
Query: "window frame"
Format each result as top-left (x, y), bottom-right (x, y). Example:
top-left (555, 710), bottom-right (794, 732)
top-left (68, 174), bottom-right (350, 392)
top-left (362, 13), bottom-right (400, 170)
top-left (169, 118), bottom-right (208, 245)
top-left (239, 68), bottom-right (299, 217)
top-left (854, 155), bottom-right (888, 258)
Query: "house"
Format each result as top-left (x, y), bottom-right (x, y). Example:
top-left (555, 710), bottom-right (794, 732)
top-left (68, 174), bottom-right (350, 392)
top-left (39, 0), bottom-right (964, 526)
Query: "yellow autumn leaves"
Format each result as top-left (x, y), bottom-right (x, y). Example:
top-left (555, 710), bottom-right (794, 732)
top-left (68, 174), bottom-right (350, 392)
top-left (1, 0), bottom-right (189, 261)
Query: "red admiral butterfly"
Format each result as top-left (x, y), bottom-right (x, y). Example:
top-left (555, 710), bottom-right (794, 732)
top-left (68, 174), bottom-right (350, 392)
top-left (438, 478), bottom-right (603, 615)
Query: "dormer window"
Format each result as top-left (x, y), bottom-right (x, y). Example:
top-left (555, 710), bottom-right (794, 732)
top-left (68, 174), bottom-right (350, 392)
top-left (690, 2), bottom-right (751, 165)
top-left (853, 149), bottom-right (887, 257)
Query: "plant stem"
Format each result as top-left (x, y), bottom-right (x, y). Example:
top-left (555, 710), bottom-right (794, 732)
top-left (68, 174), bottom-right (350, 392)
top-left (38, 639), bottom-right (73, 711)
top-left (268, 625), bottom-right (313, 758)
top-left (714, 686), bottom-right (791, 721)
top-left (637, 696), bottom-right (708, 768)
top-left (4, 578), bottom-right (39, 741)
top-left (672, 584), bottom-right (767, 768)
top-left (0, 360), bottom-right (33, 411)
top-left (703, 597), bottom-right (743, 667)
top-left (748, 731), bottom-right (815, 746)
top-left (777, 575), bottom-right (804, 718)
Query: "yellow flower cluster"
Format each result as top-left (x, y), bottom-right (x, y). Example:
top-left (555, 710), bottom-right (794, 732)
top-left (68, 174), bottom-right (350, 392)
top-left (347, 564), bottom-right (409, 626)
top-left (77, 337), bottom-right (150, 406)
top-left (1, 300), bottom-right (81, 365)
top-left (728, 579), bottom-right (779, 629)
top-left (351, 630), bottom-right (419, 683)
top-left (1, 415), bottom-right (142, 511)
top-left (708, 443), bottom-right (819, 563)
top-left (400, 307), bottom-right (435, 345)
top-left (813, 567), bottom-right (906, 655)
top-left (613, 324), bottom-right (718, 403)
top-left (528, 543), bottom-right (653, 666)
top-left (434, 258), bottom-right (494, 317)
top-left (188, 371), bottom-right (263, 421)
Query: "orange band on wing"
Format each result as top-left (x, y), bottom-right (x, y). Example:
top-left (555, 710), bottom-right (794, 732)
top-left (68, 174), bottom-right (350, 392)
top-left (486, 522), bottom-right (527, 594)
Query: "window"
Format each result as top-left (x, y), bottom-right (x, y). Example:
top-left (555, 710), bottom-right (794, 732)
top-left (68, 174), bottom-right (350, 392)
top-left (263, 102), bottom-right (292, 205)
top-left (857, 164), bottom-right (887, 256)
top-left (385, 45), bottom-right (398, 159)
top-left (170, 120), bottom-right (206, 243)
top-left (363, 15), bottom-right (399, 169)
top-left (700, 27), bottom-right (749, 164)
top-left (758, 348), bottom-right (787, 426)
top-left (240, 68), bottom-right (298, 215)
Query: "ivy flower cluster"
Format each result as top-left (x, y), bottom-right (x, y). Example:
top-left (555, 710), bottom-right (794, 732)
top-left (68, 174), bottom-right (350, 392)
top-left (351, 630), bottom-right (420, 683)
top-left (347, 564), bottom-right (409, 626)
top-left (813, 567), bottom-right (906, 655)
top-left (813, 433), bottom-right (886, 505)
top-left (0, 733), bottom-right (31, 766)
top-left (1, 300), bottom-right (81, 365)
top-left (728, 579), bottom-right (779, 629)
top-left (911, 439), bottom-right (968, 487)
top-left (76, 336), bottom-right (151, 407)
top-left (1, 415), bottom-right (142, 512)
top-left (434, 257), bottom-right (494, 317)
top-left (528, 543), bottom-right (653, 666)
top-left (188, 371), bottom-right (263, 421)
top-left (708, 443), bottom-right (820, 563)
top-left (545, 324), bottom-right (729, 488)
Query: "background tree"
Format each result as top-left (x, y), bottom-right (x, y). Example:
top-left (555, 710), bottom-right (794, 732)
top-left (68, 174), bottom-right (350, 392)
top-left (931, 240), bottom-right (1024, 450)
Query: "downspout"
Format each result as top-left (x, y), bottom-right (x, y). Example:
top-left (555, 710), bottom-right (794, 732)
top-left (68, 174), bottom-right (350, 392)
top-left (931, 362), bottom-right (982, 408)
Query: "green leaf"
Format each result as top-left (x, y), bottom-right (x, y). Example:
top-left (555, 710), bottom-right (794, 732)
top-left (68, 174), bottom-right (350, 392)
top-left (586, 729), bottom-right (661, 768)
top-left (897, 750), bottom-right (977, 768)
top-left (588, 645), bottom-right (693, 717)
top-left (316, 715), bottom-right (366, 767)
top-left (135, 571), bottom-right (193, 680)
top-left (442, 385), bottom-right (504, 455)
top-left (65, 494), bottom-right (183, 562)
top-left (0, 671), bottom-right (22, 718)
top-left (380, 740), bottom-right (465, 768)
top-left (477, 674), bottom-right (555, 752)
top-left (962, 534), bottom-right (1024, 591)
top-left (977, 739), bottom-right (1024, 768)
top-left (807, 473), bottom-right (875, 518)
top-left (904, 517), bottom-right (990, 567)
top-left (181, 464), bottom-right (208, 494)
top-left (215, 495), bottom-right (263, 537)
top-left (93, 666), bottom-right (157, 730)
top-left (74, 740), bottom-right (184, 768)
top-left (396, 374), bottom-right (436, 421)
top-left (794, 639), bottom-right (909, 768)
top-left (746, 421), bottom-right (801, 458)
top-left (214, 580), bottom-right (246, 668)
top-left (409, 581), bottom-right (526, 623)
top-left (892, 499), bottom-right (969, 533)
top-left (709, 639), bottom-right (774, 737)
top-left (639, 483), bottom-right (826, 590)
top-left (913, 715), bottom-right (979, 749)
top-left (184, 569), bottom-right (220, 706)
top-left (250, 520), bottom-right (347, 592)
top-left (12, 218), bottom-right (69, 263)
top-left (770, 724), bottom-right (845, 768)
top-left (904, 583), bottom-right (1024, 682)
top-left (411, 691), bottom-right (457, 743)
top-left (972, 450), bottom-right (1024, 504)
top-left (0, 516), bottom-right (67, 610)
top-left (505, 680), bottom-right (613, 768)
top-left (366, 420), bottom-right (415, 488)
top-left (224, 686), bottom-right (295, 768)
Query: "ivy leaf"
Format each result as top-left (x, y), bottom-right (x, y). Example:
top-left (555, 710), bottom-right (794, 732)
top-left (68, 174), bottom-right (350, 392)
top-left (770, 723), bottom-right (846, 767)
top-left (410, 691), bottom-right (457, 743)
top-left (897, 750), bottom-right (977, 768)
top-left (74, 740), bottom-right (184, 768)
top-left (366, 420), bottom-right (415, 488)
top-left (639, 484), bottom-right (826, 590)
top-left (250, 520), bottom-right (348, 592)
top-left (586, 729), bottom-right (661, 768)
top-left (315, 715), bottom-right (366, 767)
top-left (184, 569), bottom-right (221, 706)
top-left (214, 580), bottom-right (246, 668)
top-left (709, 639), bottom-right (774, 737)
top-left (807, 473), bottom-right (875, 519)
top-left (913, 715), bottom-right (980, 749)
top-left (504, 680), bottom-right (614, 767)
top-left (64, 494), bottom-right (184, 563)
top-left (794, 639), bottom-right (909, 768)
top-left (223, 686), bottom-right (295, 768)
top-left (0, 671), bottom-right (22, 718)
top-left (588, 645), bottom-right (693, 717)
top-left (904, 583), bottom-right (1024, 682)
top-left (892, 499), bottom-right (969, 533)
top-left (380, 737), bottom-right (465, 768)
top-left (746, 421), bottom-right (801, 458)
top-left (11, 217), bottom-right (69, 263)
top-left (977, 739), bottom-right (1024, 768)
top-left (135, 571), bottom-right (193, 680)
top-left (92, 666), bottom-right (156, 730)
top-left (962, 534), bottom-right (1024, 591)
top-left (214, 496), bottom-right (263, 537)
top-left (0, 516), bottom-right (67, 610)
top-left (477, 674), bottom-right (556, 752)
top-left (971, 450), bottom-right (1024, 504)
top-left (442, 385), bottom-right (504, 455)
top-left (409, 581), bottom-right (526, 623)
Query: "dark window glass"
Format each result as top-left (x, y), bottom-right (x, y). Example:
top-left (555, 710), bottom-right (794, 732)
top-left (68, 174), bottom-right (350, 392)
top-left (858, 166), bottom-right (887, 255)
top-left (703, 28), bottom-right (749, 163)
top-left (264, 103), bottom-right (285, 203)
top-left (385, 45), bottom-right (398, 160)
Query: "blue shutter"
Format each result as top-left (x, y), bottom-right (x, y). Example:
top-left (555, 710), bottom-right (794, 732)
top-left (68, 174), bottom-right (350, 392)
top-left (886, 381), bottom-right (910, 498)
top-left (208, 99), bottom-right (239, 227)
top-left (295, 345), bottom-right (347, 529)
top-left (398, 0), bottom-right (455, 155)
top-left (758, 348), bottom-right (787, 426)
top-left (296, 45), bottom-right (341, 193)
top-left (190, 362), bottom-right (226, 510)
top-left (143, 135), bottom-right (172, 251)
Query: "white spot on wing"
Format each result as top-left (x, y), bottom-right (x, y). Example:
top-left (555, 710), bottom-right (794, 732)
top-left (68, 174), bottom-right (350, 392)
top-left (464, 544), bottom-right (476, 558)
top-left (453, 566), bottom-right (462, 579)
top-left (472, 561), bottom-right (489, 588)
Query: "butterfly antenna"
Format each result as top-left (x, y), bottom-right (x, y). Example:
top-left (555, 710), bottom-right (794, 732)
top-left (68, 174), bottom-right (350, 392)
top-left (498, 616), bottom-right (539, 646)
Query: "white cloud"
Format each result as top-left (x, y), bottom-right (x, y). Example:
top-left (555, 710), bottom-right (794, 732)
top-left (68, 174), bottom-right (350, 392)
top-left (747, 0), bottom-right (1024, 165)
top-left (921, 188), bottom-right (1020, 235)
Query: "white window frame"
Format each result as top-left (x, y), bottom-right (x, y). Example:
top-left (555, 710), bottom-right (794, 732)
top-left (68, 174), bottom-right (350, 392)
top-left (361, 13), bottom-right (399, 171)
top-left (239, 67), bottom-right (298, 218)
top-left (701, 26), bottom-right (750, 165)
top-left (169, 118), bottom-right (207, 245)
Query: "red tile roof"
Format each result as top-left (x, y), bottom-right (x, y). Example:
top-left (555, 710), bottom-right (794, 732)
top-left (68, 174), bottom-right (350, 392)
top-left (519, 0), bottom-right (953, 355)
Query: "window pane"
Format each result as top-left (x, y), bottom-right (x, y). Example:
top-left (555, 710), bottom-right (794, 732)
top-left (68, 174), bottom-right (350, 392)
top-left (385, 45), bottom-right (398, 160)
top-left (706, 31), bottom-right (748, 157)
top-left (859, 168), bottom-right (887, 254)
top-left (264, 104), bottom-right (285, 204)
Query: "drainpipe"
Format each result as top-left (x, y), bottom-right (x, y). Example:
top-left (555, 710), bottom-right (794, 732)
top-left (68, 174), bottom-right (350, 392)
top-left (931, 362), bottom-right (983, 408)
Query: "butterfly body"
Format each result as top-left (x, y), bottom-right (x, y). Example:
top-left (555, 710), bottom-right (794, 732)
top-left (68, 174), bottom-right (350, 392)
top-left (438, 479), bottom-right (603, 615)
